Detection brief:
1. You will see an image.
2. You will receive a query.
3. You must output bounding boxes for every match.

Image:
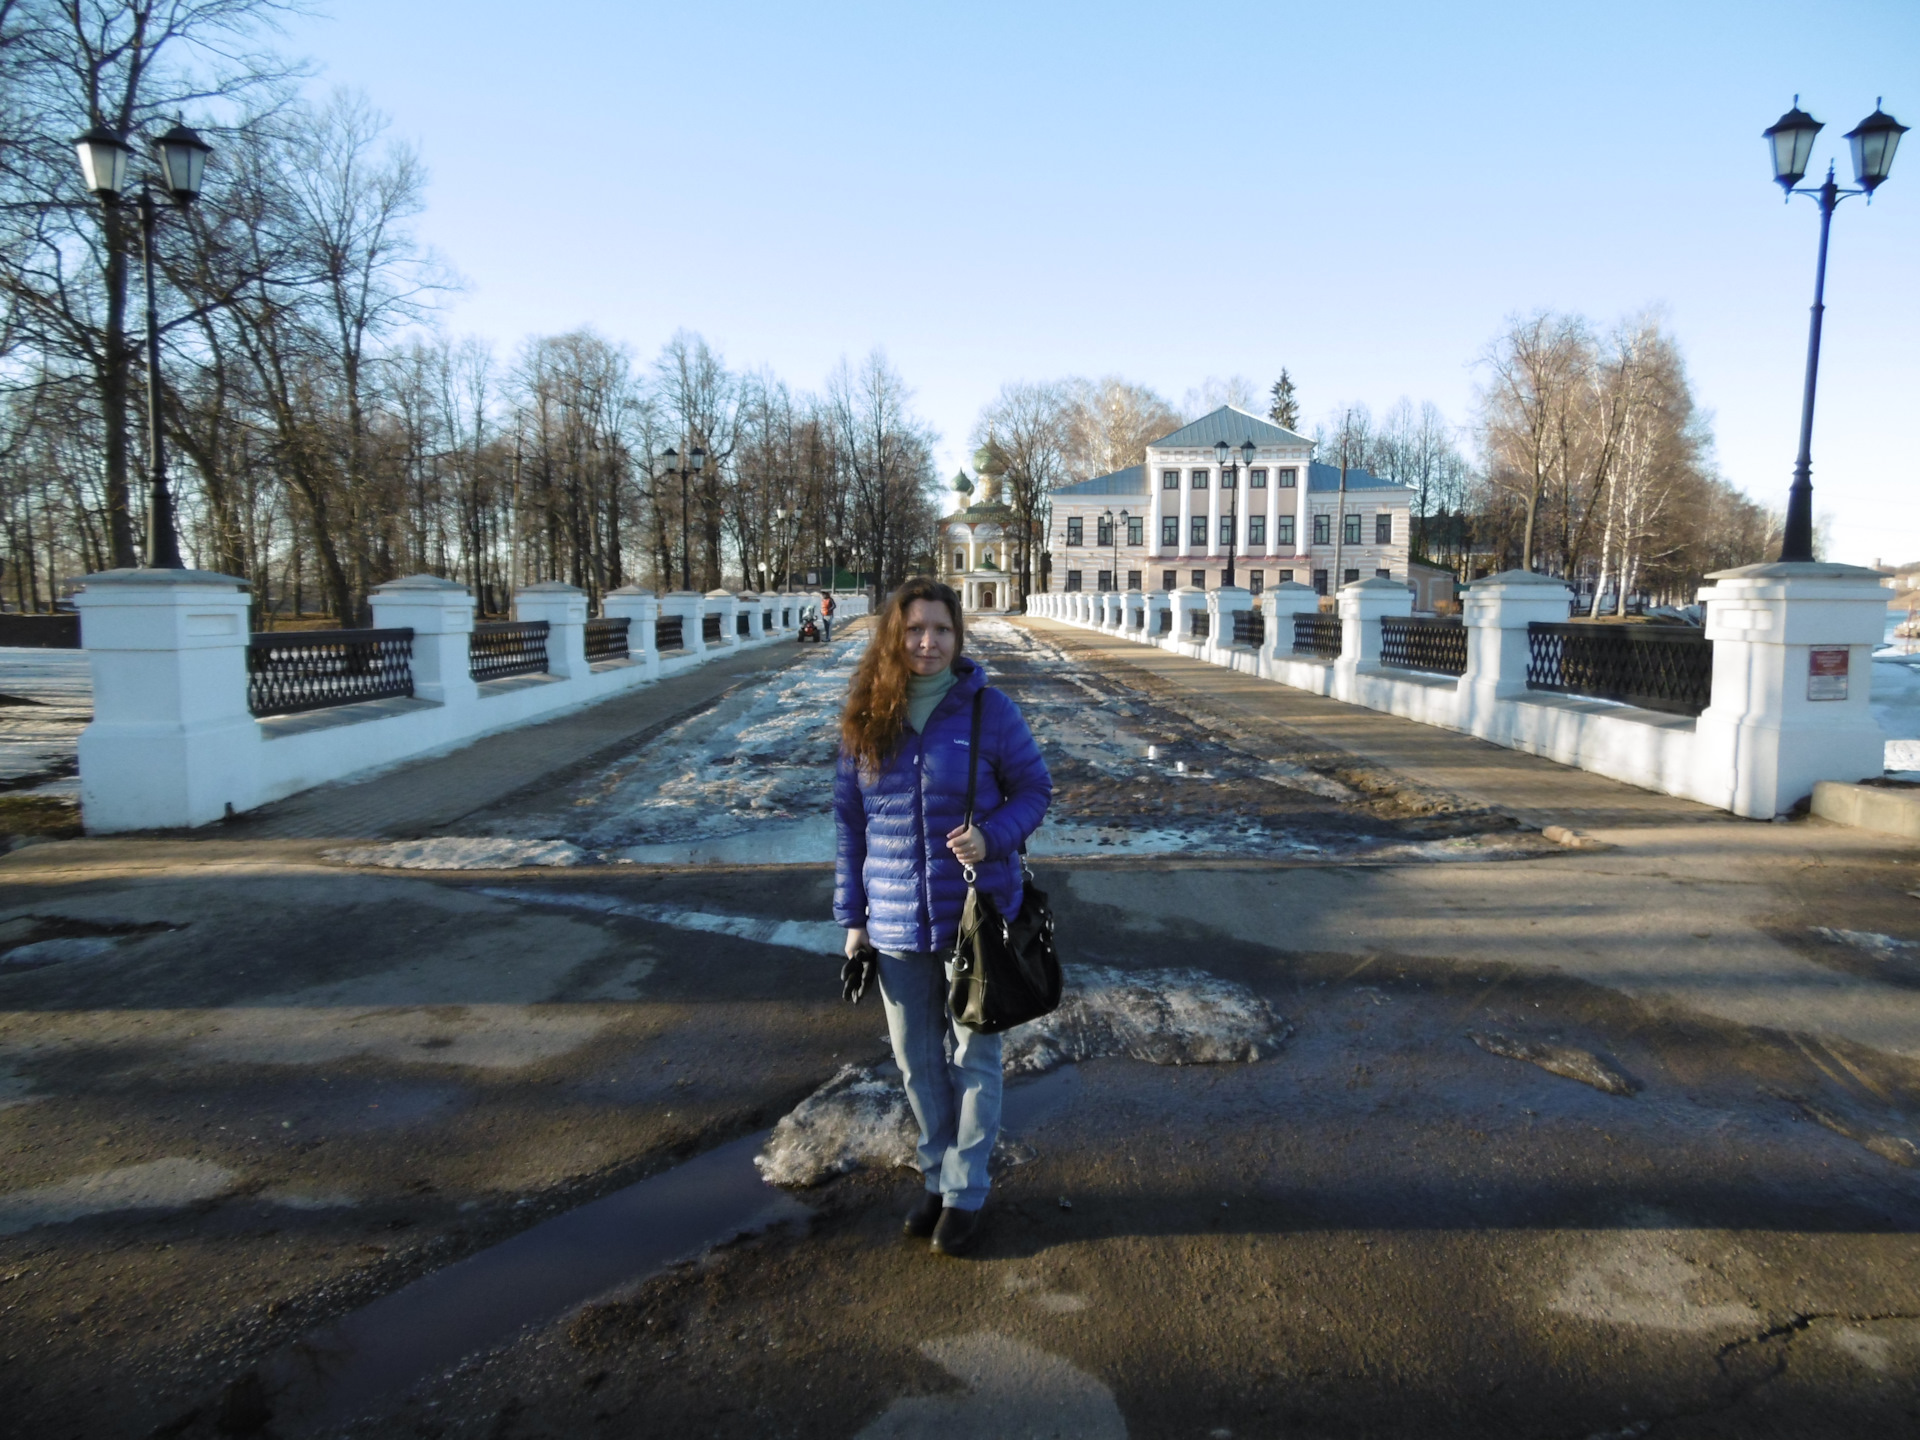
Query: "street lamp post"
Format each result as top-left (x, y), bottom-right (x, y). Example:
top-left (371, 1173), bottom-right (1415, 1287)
top-left (74, 121), bottom-right (213, 569)
top-left (660, 445), bottom-right (707, 589)
top-left (1763, 97), bottom-right (1906, 563)
top-left (1101, 506), bottom-right (1129, 593)
top-left (1213, 438), bottom-right (1256, 589)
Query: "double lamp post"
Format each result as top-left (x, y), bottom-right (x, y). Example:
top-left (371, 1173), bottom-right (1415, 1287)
top-left (1763, 97), bottom-right (1906, 563)
top-left (73, 121), bottom-right (214, 571)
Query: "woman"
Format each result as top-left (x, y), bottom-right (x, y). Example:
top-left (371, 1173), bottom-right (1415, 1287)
top-left (834, 577), bottom-right (1051, 1256)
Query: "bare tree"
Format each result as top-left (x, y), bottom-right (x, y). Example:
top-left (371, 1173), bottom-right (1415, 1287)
top-left (1476, 313), bottom-right (1590, 573)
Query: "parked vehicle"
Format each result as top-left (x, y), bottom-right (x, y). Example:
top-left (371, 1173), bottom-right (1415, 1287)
top-left (796, 606), bottom-right (823, 643)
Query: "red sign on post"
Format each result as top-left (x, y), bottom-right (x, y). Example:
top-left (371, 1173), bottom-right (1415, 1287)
top-left (1808, 646), bottom-right (1849, 701)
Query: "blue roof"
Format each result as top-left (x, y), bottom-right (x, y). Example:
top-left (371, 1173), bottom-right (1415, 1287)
top-left (1146, 405), bottom-right (1311, 450)
top-left (1308, 462), bottom-right (1411, 494)
top-left (1055, 465), bottom-right (1147, 496)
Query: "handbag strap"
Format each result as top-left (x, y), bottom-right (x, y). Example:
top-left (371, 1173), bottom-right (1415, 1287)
top-left (960, 686), bottom-right (1028, 880)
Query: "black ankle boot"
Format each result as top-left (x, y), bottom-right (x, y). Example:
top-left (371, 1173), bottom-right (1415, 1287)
top-left (903, 1191), bottom-right (943, 1239)
top-left (931, 1205), bottom-right (984, 1257)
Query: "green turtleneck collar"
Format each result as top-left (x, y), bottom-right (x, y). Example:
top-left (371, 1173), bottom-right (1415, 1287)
top-left (905, 667), bottom-right (959, 733)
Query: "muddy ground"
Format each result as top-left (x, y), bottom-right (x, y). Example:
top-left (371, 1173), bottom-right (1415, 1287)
top-left (1, 626), bottom-right (1919, 1437)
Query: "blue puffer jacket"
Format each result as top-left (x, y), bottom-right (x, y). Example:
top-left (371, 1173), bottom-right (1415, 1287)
top-left (834, 657), bottom-right (1052, 954)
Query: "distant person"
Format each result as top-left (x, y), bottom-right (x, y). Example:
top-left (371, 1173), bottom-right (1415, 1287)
top-left (834, 577), bottom-right (1052, 1256)
top-left (820, 590), bottom-right (836, 642)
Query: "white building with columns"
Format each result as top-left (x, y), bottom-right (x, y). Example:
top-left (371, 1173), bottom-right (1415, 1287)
top-left (1046, 405), bottom-right (1413, 598)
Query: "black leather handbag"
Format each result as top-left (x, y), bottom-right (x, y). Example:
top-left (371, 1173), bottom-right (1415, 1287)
top-left (948, 690), bottom-right (1062, 1033)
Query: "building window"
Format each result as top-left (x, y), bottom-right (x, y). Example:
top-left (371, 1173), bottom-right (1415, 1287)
top-left (1162, 470), bottom-right (1180, 489)
top-left (1249, 571), bottom-right (1264, 596)
top-left (1375, 567), bottom-right (1392, 579)
top-left (1219, 515), bottom-right (1235, 545)
top-left (1278, 568), bottom-right (1295, 583)
top-left (1096, 517), bottom-right (1113, 547)
top-left (1192, 570), bottom-right (1207, 589)
top-left (1314, 515), bottom-right (1330, 545)
top-left (1313, 569), bottom-right (1329, 595)
top-left (1097, 570), bottom-right (1114, 591)
top-left (1161, 516), bottom-right (1178, 547)
top-left (1277, 516), bottom-right (1294, 546)
top-left (1191, 470), bottom-right (1208, 489)
top-left (1375, 512), bottom-right (1393, 544)
top-left (1162, 569), bottom-right (1176, 591)
top-left (1248, 515), bottom-right (1266, 545)
top-left (1127, 570), bottom-right (1142, 590)
top-left (1221, 468), bottom-right (1235, 490)
top-left (1190, 516), bottom-right (1206, 547)
top-left (953, 549), bottom-right (964, 571)
top-left (1344, 567), bottom-right (1360, 584)
top-left (1344, 514), bottom-right (1361, 545)
top-left (1065, 570), bottom-right (1083, 591)
top-left (1250, 468), bottom-right (1267, 489)
top-left (1066, 516), bottom-right (1083, 545)
top-left (1127, 516), bottom-right (1143, 546)
top-left (1278, 468), bottom-right (1297, 488)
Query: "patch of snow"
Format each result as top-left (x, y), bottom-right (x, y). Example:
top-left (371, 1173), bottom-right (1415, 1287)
top-left (0, 1157), bottom-right (237, 1235)
top-left (0, 648), bottom-right (90, 785)
top-left (325, 837), bottom-right (592, 870)
top-left (612, 814), bottom-right (835, 866)
top-left (1003, 965), bottom-right (1288, 1075)
top-left (474, 888), bottom-right (845, 954)
top-left (1874, 660), bottom-right (1920, 774)
top-left (757, 966), bottom-right (1287, 1187)
top-left (1815, 927), bottom-right (1920, 963)
top-left (1468, 1030), bottom-right (1638, 1095)
top-left (1547, 1234), bottom-right (1759, 1333)
top-left (0, 936), bottom-right (118, 968)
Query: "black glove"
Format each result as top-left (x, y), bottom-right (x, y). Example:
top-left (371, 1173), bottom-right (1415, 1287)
top-left (841, 943), bottom-right (878, 1004)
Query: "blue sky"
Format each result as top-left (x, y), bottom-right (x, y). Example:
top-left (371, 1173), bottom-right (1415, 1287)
top-left (279, 0), bottom-right (1918, 566)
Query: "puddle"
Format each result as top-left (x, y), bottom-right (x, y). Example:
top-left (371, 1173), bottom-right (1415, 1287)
top-left (255, 1068), bottom-right (1079, 1431)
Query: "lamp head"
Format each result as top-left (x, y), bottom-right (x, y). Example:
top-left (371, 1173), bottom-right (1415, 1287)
top-left (1846, 100), bottom-right (1907, 194)
top-left (1214, 439), bottom-right (1229, 466)
top-left (152, 122), bottom-right (212, 204)
top-left (1241, 438), bottom-right (1256, 463)
top-left (72, 125), bottom-right (133, 200)
top-left (662, 447), bottom-right (680, 474)
top-left (1765, 98), bottom-right (1823, 191)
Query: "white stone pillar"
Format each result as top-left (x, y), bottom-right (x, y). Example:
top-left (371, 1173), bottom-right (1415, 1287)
top-left (1123, 590), bottom-right (1146, 636)
top-left (1457, 569), bottom-right (1576, 725)
top-left (1693, 561), bottom-right (1889, 818)
top-left (371, 573), bottom-right (479, 707)
top-left (1338, 575), bottom-right (1415, 669)
top-left (1209, 585), bottom-right (1254, 660)
top-left (657, 590), bottom-right (704, 655)
top-left (1170, 585), bottom-right (1209, 649)
top-left (603, 586), bottom-right (660, 674)
top-left (704, 589), bottom-right (741, 649)
top-left (73, 568), bottom-right (259, 832)
top-left (737, 592), bottom-right (765, 640)
top-left (1264, 581), bottom-right (1321, 658)
top-left (512, 580), bottom-right (588, 680)
top-left (1145, 591), bottom-right (1172, 641)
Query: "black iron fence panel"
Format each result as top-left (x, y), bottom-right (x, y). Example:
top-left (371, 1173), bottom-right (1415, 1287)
top-left (248, 628), bottom-right (414, 718)
top-left (1380, 615), bottom-right (1467, 676)
top-left (1526, 622), bottom-right (1712, 717)
top-left (585, 616), bottom-right (630, 662)
top-left (763, 608), bottom-right (773, 630)
top-left (1232, 610), bottom-right (1265, 648)
top-left (469, 620), bottom-right (550, 682)
top-left (656, 615), bottom-right (685, 651)
top-left (703, 613), bottom-right (723, 644)
top-left (1189, 610), bottom-right (1211, 640)
top-left (1157, 609), bottom-right (1172, 635)
top-left (737, 611), bottom-right (751, 636)
top-left (1131, 608), bottom-right (1145, 629)
top-left (1293, 613), bottom-right (1343, 660)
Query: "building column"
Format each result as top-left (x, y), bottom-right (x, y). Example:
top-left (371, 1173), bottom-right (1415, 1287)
top-left (1205, 473), bottom-right (1220, 560)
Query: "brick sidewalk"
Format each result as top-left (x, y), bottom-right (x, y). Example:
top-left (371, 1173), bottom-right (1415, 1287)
top-left (231, 632), bottom-right (851, 841)
top-left (1014, 616), bottom-right (1719, 831)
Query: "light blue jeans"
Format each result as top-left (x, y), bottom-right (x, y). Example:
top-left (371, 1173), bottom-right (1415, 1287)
top-left (877, 949), bottom-right (1003, 1211)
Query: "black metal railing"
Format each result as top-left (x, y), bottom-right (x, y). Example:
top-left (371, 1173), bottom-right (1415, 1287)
top-left (657, 615), bottom-right (685, 651)
top-left (1380, 615), bottom-right (1467, 676)
top-left (1188, 610), bottom-right (1211, 640)
top-left (703, 613), bottom-right (723, 644)
top-left (1293, 613), bottom-right (1343, 660)
top-left (1526, 622), bottom-right (1712, 717)
top-left (1131, 608), bottom-right (1146, 630)
top-left (1232, 610), bottom-right (1265, 648)
top-left (763, 608), bottom-right (773, 631)
top-left (585, 615), bottom-right (630, 662)
top-left (1157, 609), bottom-right (1172, 635)
top-left (248, 628), bottom-right (414, 718)
top-left (737, 611), bottom-right (752, 636)
top-left (470, 620), bottom-right (550, 682)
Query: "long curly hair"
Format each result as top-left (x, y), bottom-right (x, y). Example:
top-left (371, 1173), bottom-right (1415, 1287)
top-left (841, 578), bottom-right (966, 774)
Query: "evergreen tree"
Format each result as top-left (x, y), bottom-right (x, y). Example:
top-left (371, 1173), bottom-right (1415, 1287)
top-left (1268, 370), bottom-right (1300, 431)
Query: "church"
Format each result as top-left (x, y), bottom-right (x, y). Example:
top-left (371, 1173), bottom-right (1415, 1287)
top-left (937, 445), bottom-right (1036, 613)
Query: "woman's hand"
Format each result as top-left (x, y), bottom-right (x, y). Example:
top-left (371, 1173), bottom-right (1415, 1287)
top-left (844, 926), bottom-right (870, 960)
top-left (946, 823), bottom-right (987, 865)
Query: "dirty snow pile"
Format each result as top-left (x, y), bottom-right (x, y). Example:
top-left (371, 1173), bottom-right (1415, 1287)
top-left (325, 837), bottom-right (591, 870)
top-left (755, 966), bottom-right (1288, 1187)
top-left (1468, 1030), bottom-right (1639, 1096)
top-left (0, 647), bottom-right (91, 792)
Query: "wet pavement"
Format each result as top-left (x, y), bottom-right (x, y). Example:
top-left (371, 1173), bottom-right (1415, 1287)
top-left (1, 624), bottom-right (1919, 1437)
